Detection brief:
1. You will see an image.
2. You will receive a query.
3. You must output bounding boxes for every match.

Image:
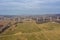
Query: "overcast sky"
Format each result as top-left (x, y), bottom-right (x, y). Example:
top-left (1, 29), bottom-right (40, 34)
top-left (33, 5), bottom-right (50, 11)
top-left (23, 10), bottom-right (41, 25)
top-left (0, 0), bottom-right (60, 15)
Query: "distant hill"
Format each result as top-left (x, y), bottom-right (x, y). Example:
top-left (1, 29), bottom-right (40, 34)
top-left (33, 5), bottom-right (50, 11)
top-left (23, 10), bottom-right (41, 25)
top-left (44, 14), bottom-right (60, 16)
top-left (0, 14), bottom-right (60, 16)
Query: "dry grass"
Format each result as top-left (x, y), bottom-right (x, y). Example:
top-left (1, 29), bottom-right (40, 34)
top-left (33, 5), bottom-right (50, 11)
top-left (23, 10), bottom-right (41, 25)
top-left (0, 21), bottom-right (60, 40)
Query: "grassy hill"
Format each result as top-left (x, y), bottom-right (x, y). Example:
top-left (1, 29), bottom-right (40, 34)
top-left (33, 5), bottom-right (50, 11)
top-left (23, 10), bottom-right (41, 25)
top-left (0, 21), bottom-right (60, 40)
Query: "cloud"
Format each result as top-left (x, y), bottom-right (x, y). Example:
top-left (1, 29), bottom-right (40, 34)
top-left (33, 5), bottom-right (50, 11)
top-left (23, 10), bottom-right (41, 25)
top-left (0, 0), bottom-right (45, 10)
top-left (0, 0), bottom-right (60, 15)
top-left (0, 0), bottom-right (60, 9)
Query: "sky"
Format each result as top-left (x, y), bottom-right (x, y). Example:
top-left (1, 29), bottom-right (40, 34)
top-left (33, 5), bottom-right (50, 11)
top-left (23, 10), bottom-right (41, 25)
top-left (0, 0), bottom-right (60, 15)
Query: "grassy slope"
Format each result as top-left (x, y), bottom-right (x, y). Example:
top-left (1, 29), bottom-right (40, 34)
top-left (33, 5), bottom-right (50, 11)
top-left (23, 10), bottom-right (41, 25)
top-left (0, 21), bottom-right (60, 40)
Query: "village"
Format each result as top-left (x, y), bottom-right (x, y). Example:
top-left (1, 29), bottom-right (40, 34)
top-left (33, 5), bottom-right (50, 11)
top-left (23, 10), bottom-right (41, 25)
top-left (0, 15), bottom-right (60, 33)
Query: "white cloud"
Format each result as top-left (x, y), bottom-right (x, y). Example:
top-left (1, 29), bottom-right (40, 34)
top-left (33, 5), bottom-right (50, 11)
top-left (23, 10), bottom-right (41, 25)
top-left (0, 0), bottom-right (60, 10)
top-left (0, 0), bottom-right (44, 10)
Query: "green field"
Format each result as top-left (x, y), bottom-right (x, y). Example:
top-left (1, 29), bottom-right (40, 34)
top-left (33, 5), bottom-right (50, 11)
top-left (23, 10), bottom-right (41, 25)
top-left (0, 21), bottom-right (60, 40)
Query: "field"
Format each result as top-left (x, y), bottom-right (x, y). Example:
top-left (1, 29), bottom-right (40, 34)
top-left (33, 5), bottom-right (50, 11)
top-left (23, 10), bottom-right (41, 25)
top-left (0, 21), bottom-right (60, 40)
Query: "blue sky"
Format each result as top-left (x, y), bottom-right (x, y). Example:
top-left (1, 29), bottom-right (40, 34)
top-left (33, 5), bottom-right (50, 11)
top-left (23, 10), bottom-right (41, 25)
top-left (0, 0), bottom-right (60, 15)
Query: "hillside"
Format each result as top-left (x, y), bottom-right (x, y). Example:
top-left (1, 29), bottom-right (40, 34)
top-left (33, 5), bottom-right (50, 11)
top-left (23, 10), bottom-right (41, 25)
top-left (0, 21), bottom-right (60, 40)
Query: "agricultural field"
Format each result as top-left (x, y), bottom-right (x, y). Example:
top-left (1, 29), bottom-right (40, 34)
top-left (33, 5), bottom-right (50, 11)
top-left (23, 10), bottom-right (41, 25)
top-left (0, 21), bottom-right (60, 40)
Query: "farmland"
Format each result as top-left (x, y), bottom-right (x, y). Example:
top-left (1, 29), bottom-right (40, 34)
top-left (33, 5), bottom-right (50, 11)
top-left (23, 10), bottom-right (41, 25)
top-left (0, 20), bottom-right (60, 40)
